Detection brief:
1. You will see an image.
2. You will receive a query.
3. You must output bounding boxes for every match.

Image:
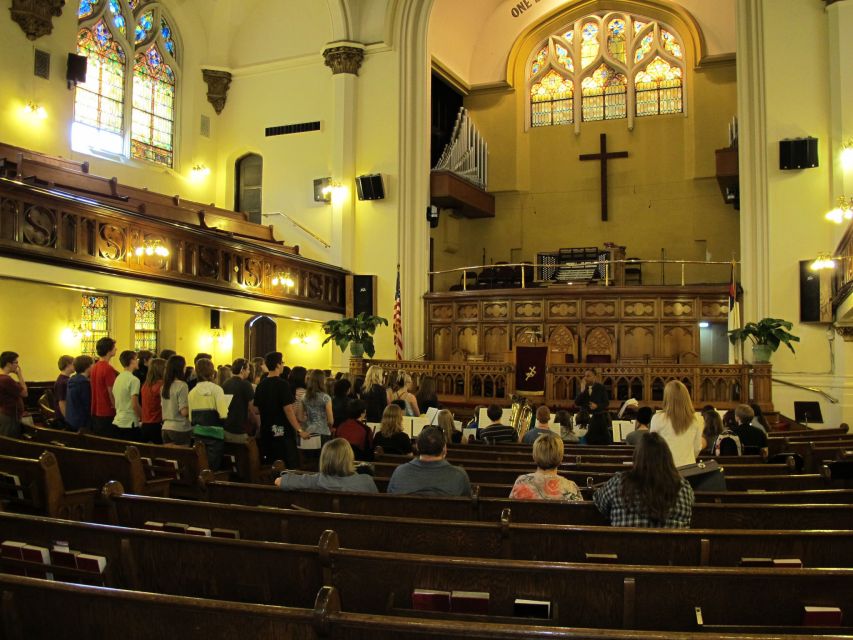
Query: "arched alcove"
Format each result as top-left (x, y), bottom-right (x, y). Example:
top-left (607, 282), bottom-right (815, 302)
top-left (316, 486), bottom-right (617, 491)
top-left (245, 315), bottom-right (277, 359)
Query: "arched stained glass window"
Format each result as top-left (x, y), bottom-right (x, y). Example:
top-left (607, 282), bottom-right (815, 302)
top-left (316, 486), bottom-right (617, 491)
top-left (81, 294), bottom-right (109, 356)
top-left (635, 56), bottom-right (682, 116)
top-left (74, 0), bottom-right (180, 167)
top-left (531, 70), bottom-right (573, 127)
top-left (527, 11), bottom-right (686, 128)
top-left (581, 64), bottom-right (626, 121)
top-left (134, 298), bottom-right (159, 352)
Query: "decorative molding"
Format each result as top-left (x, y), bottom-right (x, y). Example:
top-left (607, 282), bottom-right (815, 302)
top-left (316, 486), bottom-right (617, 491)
top-left (201, 69), bottom-right (232, 115)
top-left (322, 44), bottom-right (365, 76)
top-left (10, 0), bottom-right (64, 40)
top-left (835, 325), bottom-right (853, 341)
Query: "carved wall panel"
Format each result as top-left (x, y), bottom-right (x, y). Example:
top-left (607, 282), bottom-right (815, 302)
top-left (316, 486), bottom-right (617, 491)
top-left (456, 302), bottom-right (479, 321)
top-left (583, 326), bottom-right (616, 361)
top-left (662, 325), bottom-right (696, 358)
top-left (662, 299), bottom-right (695, 318)
top-left (483, 301), bottom-right (509, 321)
top-left (514, 324), bottom-right (544, 346)
top-left (432, 326), bottom-right (452, 360)
top-left (547, 300), bottom-right (579, 319)
top-left (621, 325), bottom-right (656, 358)
top-left (456, 326), bottom-right (479, 355)
top-left (483, 325), bottom-right (509, 355)
top-left (23, 204), bottom-right (56, 247)
top-left (622, 299), bottom-right (656, 318)
top-left (547, 324), bottom-right (577, 363)
top-left (701, 300), bottom-right (729, 318)
top-left (513, 300), bottom-right (543, 320)
top-left (429, 304), bottom-right (453, 322)
top-left (583, 299), bottom-right (617, 319)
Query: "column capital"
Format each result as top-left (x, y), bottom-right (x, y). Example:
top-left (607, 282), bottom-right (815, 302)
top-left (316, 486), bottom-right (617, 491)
top-left (322, 42), bottom-right (365, 76)
top-left (201, 69), bottom-right (232, 115)
top-left (10, 0), bottom-right (64, 40)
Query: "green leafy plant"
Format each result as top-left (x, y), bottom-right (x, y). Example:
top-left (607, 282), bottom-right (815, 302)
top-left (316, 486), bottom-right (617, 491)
top-left (321, 313), bottom-right (388, 358)
top-left (728, 317), bottom-right (800, 354)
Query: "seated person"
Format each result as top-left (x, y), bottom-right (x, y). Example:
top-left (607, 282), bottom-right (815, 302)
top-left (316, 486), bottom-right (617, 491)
top-left (372, 404), bottom-right (413, 455)
top-left (477, 404), bottom-right (518, 444)
top-left (335, 398), bottom-right (374, 461)
top-left (732, 404), bottom-right (769, 457)
top-left (509, 433), bottom-right (581, 501)
top-left (435, 409), bottom-right (462, 444)
top-left (625, 406), bottom-right (653, 446)
top-left (555, 409), bottom-right (578, 443)
top-left (275, 438), bottom-right (378, 493)
top-left (522, 405), bottom-right (553, 444)
top-left (387, 426), bottom-right (471, 496)
top-left (593, 432), bottom-right (694, 528)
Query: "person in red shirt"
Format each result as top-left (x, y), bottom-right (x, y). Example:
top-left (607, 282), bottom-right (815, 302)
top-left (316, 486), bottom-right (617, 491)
top-left (335, 399), bottom-right (374, 461)
top-left (140, 357), bottom-right (166, 443)
top-left (0, 351), bottom-right (27, 437)
top-left (89, 337), bottom-right (118, 436)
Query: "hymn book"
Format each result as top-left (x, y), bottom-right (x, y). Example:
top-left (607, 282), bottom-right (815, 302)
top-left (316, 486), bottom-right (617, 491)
top-left (412, 589), bottom-right (451, 612)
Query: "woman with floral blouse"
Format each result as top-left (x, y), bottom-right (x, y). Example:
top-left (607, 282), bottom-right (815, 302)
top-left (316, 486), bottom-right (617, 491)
top-left (509, 432), bottom-right (581, 501)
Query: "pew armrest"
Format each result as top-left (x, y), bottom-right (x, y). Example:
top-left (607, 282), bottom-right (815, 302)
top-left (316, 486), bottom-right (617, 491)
top-left (143, 477), bottom-right (172, 497)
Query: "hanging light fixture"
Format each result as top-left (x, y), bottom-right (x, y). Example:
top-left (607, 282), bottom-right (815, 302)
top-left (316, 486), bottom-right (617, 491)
top-left (810, 253), bottom-right (837, 271)
top-left (841, 139), bottom-right (853, 171)
top-left (825, 196), bottom-right (853, 224)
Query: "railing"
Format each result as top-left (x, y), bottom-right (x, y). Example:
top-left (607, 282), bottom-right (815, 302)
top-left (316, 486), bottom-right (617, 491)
top-left (352, 359), bottom-right (772, 411)
top-left (0, 178), bottom-right (347, 313)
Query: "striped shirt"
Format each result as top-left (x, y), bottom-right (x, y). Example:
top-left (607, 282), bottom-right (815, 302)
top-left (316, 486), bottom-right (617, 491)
top-left (477, 423), bottom-right (518, 444)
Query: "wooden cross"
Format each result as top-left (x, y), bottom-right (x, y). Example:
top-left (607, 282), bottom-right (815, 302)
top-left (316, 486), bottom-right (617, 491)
top-left (579, 133), bottom-right (628, 222)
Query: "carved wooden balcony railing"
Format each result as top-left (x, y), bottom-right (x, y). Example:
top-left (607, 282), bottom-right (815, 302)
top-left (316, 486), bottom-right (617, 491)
top-left (0, 177), bottom-right (346, 313)
top-left (352, 359), bottom-right (772, 411)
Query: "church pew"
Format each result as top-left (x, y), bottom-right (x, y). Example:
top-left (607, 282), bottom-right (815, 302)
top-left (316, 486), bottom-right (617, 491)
top-left (440, 448), bottom-right (765, 465)
top-left (0, 452), bottom-right (95, 519)
top-left (202, 481), bottom-right (853, 529)
top-left (5, 577), bottom-right (830, 640)
top-left (1, 511), bottom-right (850, 632)
top-left (0, 436), bottom-right (171, 497)
top-left (102, 490), bottom-right (853, 568)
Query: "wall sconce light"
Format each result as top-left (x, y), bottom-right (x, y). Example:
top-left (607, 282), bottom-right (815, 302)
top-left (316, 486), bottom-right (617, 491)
top-left (841, 139), bottom-right (853, 171)
top-left (271, 272), bottom-right (295, 288)
top-left (191, 163), bottom-right (210, 179)
top-left (314, 177), bottom-right (332, 203)
top-left (23, 101), bottom-right (47, 119)
top-left (62, 323), bottom-right (92, 342)
top-left (810, 253), bottom-right (837, 271)
top-left (825, 196), bottom-right (853, 224)
top-left (133, 240), bottom-right (170, 257)
top-left (289, 331), bottom-right (311, 346)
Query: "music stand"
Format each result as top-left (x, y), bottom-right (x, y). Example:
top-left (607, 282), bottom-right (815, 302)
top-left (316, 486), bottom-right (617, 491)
top-left (793, 401), bottom-right (823, 426)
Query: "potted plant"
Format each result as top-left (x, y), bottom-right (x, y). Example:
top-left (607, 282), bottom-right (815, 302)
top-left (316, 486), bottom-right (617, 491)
top-left (321, 312), bottom-right (388, 358)
top-left (728, 317), bottom-right (800, 363)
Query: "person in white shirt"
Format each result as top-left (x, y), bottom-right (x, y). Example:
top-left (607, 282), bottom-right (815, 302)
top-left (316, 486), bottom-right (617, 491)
top-left (112, 350), bottom-right (141, 441)
top-left (649, 380), bottom-right (702, 468)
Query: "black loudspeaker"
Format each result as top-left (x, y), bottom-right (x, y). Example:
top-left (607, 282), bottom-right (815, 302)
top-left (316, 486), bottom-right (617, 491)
top-left (210, 309), bottom-right (221, 330)
top-left (355, 174), bottom-right (385, 200)
top-left (66, 53), bottom-right (87, 85)
top-left (799, 260), bottom-right (832, 323)
top-left (346, 275), bottom-right (376, 317)
top-left (780, 137), bottom-right (818, 170)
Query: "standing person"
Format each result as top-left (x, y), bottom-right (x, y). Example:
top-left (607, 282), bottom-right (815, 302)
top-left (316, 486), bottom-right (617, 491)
top-left (289, 366), bottom-right (308, 404)
top-left (112, 350), bottom-right (142, 441)
top-left (415, 376), bottom-right (441, 413)
top-left (299, 369), bottom-right (333, 443)
top-left (158, 349), bottom-right (176, 362)
top-left (222, 358), bottom-right (255, 444)
top-left (650, 380), bottom-right (703, 467)
top-left (65, 355), bottom-right (93, 432)
top-left (593, 432), bottom-right (694, 528)
top-left (251, 357), bottom-right (267, 387)
top-left (0, 351), bottom-right (27, 437)
top-left (575, 369), bottom-right (611, 445)
top-left (140, 357), bottom-right (166, 444)
top-left (522, 405), bottom-right (554, 444)
top-left (89, 337), bottom-right (118, 437)
top-left (254, 352), bottom-right (309, 468)
top-left (509, 433), bottom-right (582, 501)
top-left (390, 371), bottom-right (420, 417)
top-left (372, 404), bottom-right (413, 455)
top-left (362, 365), bottom-right (389, 422)
top-left (626, 406), bottom-right (654, 446)
top-left (187, 358), bottom-right (230, 470)
top-left (53, 355), bottom-right (74, 427)
top-left (331, 378), bottom-right (351, 429)
top-left (134, 350), bottom-right (153, 386)
top-left (186, 353), bottom-right (211, 392)
top-left (160, 355), bottom-right (191, 445)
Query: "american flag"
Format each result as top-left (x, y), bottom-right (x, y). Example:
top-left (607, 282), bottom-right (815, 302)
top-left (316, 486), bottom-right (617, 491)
top-left (393, 265), bottom-right (404, 360)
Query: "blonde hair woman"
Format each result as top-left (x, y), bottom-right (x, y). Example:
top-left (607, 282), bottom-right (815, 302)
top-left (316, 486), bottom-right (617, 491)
top-left (435, 409), bottom-right (460, 444)
top-left (373, 404), bottom-right (412, 455)
top-left (649, 380), bottom-right (703, 467)
top-left (390, 370), bottom-right (420, 417)
top-left (275, 438), bottom-right (377, 493)
top-left (509, 433), bottom-right (581, 501)
top-left (362, 365), bottom-right (390, 422)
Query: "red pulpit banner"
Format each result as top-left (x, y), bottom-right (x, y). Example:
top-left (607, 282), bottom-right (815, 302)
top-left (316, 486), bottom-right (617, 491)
top-left (515, 345), bottom-right (548, 395)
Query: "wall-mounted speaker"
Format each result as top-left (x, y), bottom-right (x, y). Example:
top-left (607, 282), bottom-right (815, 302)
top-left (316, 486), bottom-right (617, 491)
top-left (210, 309), bottom-right (221, 330)
top-left (66, 53), bottom-right (87, 86)
top-left (780, 137), bottom-right (818, 170)
top-left (346, 275), bottom-right (376, 317)
top-left (356, 174), bottom-right (385, 200)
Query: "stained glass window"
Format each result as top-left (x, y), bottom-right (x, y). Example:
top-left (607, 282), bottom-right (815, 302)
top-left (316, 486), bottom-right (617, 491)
top-left (131, 47), bottom-right (175, 166)
top-left (75, 23), bottom-right (126, 134)
top-left (635, 56), bottom-right (682, 116)
top-left (526, 12), bottom-right (685, 128)
top-left (581, 64), bottom-right (626, 121)
top-left (134, 298), bottom-right (159, 352)
top-left (74, 0), bottom-right (179, 167)
top-left (81, 294), bottom-right (109, 357)
top-left (531, 70), bottom-right (573, 127)
top-left (581, 22), bottom-right (599, 68)
top-left (607, 19), bottom-right (626, 63)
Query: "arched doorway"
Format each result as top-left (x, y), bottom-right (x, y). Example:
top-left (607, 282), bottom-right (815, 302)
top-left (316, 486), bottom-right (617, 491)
top-left (235, 153), bottom-right (263, 224)
top-left (245, 315), bottom-right (276, 359)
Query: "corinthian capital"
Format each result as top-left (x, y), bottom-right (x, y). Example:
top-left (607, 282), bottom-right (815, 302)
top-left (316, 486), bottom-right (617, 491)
top-left (322, 43), bottom-right (365, 76)
top-left (10, 0), bottom-right (64, 40)
top-left (202, 69), bottom-right (232, 115)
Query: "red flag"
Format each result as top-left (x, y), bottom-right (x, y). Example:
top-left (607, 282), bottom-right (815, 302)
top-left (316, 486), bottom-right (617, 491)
top-left (393, 265), bottom-right (403, 360)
